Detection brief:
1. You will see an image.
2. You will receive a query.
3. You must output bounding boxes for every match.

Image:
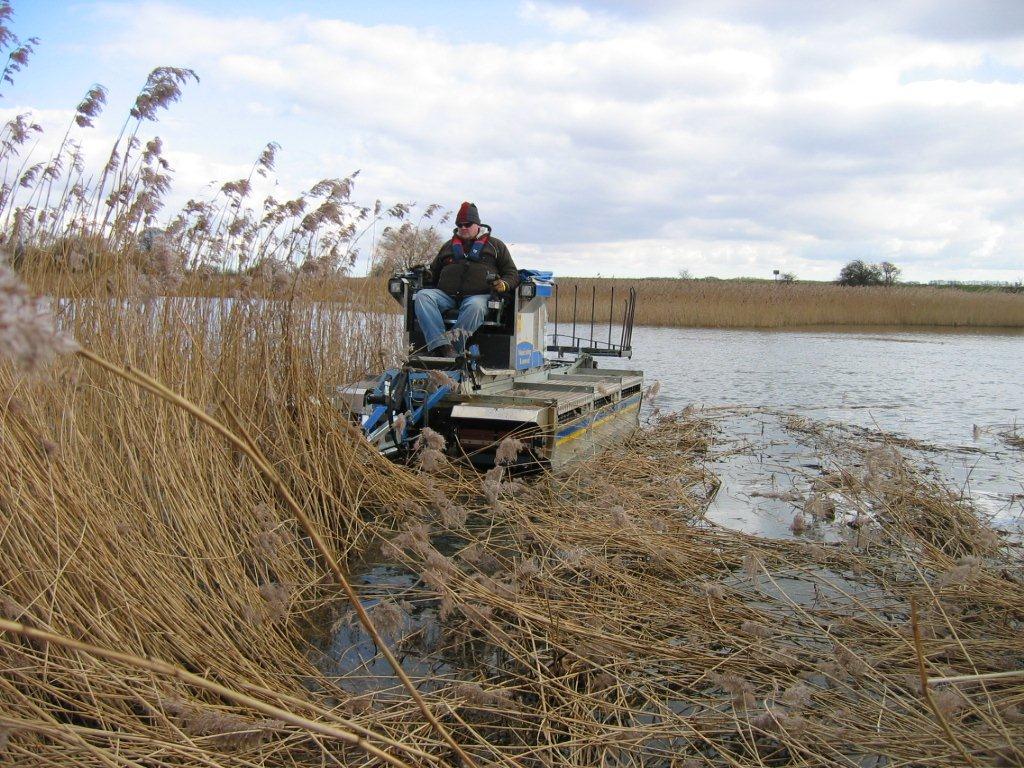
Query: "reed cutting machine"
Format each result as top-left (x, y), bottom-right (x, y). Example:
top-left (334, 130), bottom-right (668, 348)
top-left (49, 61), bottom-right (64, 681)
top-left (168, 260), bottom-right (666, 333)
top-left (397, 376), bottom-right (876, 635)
top-left (333, 269), bottom-right (643, 470)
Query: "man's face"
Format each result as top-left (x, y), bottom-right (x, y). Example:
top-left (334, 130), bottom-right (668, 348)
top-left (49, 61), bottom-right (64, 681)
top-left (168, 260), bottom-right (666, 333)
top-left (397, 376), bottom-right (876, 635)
top-left (456, 222), bottom-right (480, 239)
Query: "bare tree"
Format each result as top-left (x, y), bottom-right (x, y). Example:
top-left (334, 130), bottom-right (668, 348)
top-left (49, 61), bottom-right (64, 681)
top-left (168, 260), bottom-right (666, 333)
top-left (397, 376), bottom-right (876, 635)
top-left (879, 261), bottom-right (901, 286)
top-left (370, 222), bottom-right (445, 276)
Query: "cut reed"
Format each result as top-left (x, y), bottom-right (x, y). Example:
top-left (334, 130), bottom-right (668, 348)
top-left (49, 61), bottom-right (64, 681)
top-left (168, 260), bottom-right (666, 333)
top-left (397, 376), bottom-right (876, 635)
top-left (2, 290), bottom-right (1022, 765)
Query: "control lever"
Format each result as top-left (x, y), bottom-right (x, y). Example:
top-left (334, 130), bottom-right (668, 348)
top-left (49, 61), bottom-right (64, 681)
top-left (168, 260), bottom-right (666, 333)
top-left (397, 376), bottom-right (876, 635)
top-left (459, 344), bottom-right (482, 391)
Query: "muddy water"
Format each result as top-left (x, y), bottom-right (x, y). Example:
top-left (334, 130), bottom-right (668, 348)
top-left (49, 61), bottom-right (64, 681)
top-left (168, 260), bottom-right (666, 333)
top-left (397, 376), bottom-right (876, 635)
top-left (597, 326), bottom-right (1024, 537)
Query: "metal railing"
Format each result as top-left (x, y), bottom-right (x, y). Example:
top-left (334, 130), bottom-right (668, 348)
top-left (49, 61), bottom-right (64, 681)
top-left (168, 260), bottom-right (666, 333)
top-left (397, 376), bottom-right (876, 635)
top-left (547, 284), bottom-right (636, 358)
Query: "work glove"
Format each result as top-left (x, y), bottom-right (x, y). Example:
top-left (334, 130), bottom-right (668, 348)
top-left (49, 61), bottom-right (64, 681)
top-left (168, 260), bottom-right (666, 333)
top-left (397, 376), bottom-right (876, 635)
top-left (491, 278), bottom-right (509, 293)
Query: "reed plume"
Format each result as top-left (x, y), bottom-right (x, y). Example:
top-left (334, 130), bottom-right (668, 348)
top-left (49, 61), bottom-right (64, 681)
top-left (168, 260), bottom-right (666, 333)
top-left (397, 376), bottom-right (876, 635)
top-left (0, 251), bottom-right (77, 371)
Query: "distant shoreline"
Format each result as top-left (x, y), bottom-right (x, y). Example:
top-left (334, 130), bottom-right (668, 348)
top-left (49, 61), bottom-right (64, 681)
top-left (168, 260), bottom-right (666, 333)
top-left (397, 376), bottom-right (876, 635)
top-left (29, 271), bottom-right (1024, 330)
top-left (545, 277), bottom-right (1024, 330)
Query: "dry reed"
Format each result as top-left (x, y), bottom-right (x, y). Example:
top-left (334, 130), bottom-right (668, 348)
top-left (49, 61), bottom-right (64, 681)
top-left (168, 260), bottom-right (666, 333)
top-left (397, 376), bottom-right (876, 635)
top-left (362, 412), bottom-right (1023, 766)
top-left (2, 282), bottom-right (1022, 765)
top-left (223, 276), bottom-right (1024, 330)
top-left (550, 278), bottom-right (1024, 329)
top-left (1, 7), bottom-right (1021, 764)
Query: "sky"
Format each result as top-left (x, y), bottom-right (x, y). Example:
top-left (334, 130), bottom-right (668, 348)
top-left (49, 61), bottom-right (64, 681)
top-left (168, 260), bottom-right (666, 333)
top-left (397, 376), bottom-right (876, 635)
top-left (4, 0), bottom-right (1024, 281)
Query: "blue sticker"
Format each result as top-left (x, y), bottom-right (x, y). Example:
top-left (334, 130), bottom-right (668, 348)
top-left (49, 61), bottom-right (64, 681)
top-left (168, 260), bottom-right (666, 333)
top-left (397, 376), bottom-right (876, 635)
top-left (516, 342), bottom-right (533, 370)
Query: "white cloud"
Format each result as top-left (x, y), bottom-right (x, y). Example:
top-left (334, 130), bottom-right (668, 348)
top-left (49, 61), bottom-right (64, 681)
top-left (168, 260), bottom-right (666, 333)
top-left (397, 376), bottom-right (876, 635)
top-left (67, 0), bottom-right (1024, 281)
top-left (519, 1), bottom-right (596, 34)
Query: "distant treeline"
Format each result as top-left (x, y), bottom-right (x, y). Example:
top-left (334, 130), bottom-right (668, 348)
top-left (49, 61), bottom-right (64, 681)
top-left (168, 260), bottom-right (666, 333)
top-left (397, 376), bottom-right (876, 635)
top-left (610, 275), bottom-right (1023, 293)
top-left (923, 280), bottom-right (1023, 293)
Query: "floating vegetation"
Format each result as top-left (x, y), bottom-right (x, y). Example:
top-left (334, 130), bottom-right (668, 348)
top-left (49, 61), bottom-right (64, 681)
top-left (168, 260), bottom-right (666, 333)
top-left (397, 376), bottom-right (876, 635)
top-left (314, 413), bottom-right (1023, 767)
top-left (994, 423), bottom-right (1024, 451)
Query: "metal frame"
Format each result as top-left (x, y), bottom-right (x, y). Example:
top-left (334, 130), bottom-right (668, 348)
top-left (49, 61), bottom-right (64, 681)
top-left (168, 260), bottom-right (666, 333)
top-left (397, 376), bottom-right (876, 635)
top-left (548, 284), bottom-right (636, 359)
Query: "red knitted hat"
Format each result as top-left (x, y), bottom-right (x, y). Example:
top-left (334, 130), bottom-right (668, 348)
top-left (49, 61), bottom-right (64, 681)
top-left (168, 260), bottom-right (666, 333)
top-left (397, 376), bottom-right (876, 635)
top-left (456, 201), bottom-right (480, 225)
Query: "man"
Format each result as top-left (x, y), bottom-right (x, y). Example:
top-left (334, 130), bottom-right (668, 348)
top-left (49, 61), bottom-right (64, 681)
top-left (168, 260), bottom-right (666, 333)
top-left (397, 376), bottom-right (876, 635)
top-left (414, 201), bottom-right (518, 357)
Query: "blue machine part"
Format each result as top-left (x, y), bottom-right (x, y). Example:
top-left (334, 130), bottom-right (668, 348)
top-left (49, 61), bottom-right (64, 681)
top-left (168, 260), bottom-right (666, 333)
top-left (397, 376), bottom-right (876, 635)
top-left (519, 268), bottom-right (554, 297)
top-left (363, 403), bottom-right (390, 434)
top-left (406, 376), bottom-right (454, 436)
top-left (362, 367), bottom-right (464, 448)
top-left (520, 269), bottom-right (553, 281)
top-left (516, 342), bottom-right (534, 370)
top-left (361, 368), bottom-right (400, 433)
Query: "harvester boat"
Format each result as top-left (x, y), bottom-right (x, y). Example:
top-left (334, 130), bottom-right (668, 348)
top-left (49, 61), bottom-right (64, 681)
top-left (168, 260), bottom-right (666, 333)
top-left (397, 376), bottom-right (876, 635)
top-left (333, 269), bottom-right (643, 470)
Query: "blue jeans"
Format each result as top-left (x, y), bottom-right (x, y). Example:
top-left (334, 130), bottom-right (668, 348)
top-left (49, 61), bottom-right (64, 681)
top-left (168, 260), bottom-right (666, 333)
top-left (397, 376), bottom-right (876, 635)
top-left (414, 289), bottom-right (489, 352)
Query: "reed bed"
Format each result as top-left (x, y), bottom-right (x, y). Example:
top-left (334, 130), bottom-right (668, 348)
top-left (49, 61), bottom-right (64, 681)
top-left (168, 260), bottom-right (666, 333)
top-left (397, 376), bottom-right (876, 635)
top-left (345, 413), bottom-right (1023, 767)
top-left (1, 288), bottom-right (1022, 765)
top-left (194, 276), bottom-right (1022, 331)
top-left (549, 278), bottom-right (1024, 329)
top-left (0, 291), bottom-right (427, 765)
top-left (1, 9), bottom-right (1021, 765)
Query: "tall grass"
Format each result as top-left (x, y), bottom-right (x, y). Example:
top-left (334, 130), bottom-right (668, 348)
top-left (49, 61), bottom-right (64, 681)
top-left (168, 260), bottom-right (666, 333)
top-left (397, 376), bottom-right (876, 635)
top-left (5, 286), bottom-right (1023, 766)
top-left (0, 7), bottom-right (442, 298)
top-left (0, 291), bottom-right (445, 765)
top-left (0, 13), bottom-right (440, 759)
top-left (551, 278), bottom-right (1024, 329)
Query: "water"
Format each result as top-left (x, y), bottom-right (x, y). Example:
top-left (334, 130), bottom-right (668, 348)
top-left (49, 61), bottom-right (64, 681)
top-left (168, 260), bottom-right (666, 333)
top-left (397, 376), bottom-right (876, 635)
top-left (315, 563), bottom-right (452, 699)
top-left (596, 326), bottom-right (1024, 537)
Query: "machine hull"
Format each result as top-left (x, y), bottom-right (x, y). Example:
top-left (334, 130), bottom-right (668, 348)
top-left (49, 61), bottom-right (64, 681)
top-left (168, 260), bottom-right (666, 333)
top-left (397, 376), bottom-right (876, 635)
top-left (548, 389), bottom-right (642, 469)
top-left (490, 363), bottom-right (643, 469)
top-left (344, 269), bottom-right (644, 471)
top-left (337, 357), bottom-right (643, 470)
